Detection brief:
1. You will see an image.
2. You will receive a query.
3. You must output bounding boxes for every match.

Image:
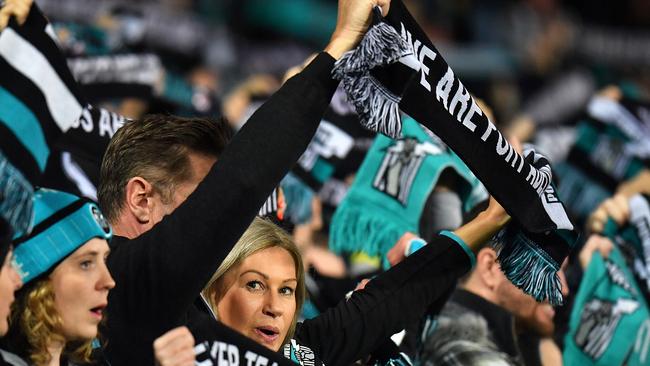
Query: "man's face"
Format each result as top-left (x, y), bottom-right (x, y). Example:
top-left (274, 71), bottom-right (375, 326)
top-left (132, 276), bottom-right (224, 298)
top-left (492, 267), bottom-right (538, 321)
top-left (494, 259), bottom-right (569, 337)
top-left (519, 259), bottom-right (569, 336)
top-left (146, 152), bottom-right (217, 231)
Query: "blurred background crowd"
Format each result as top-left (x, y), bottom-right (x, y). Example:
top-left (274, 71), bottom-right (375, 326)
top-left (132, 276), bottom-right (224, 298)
top-left (36, 0), bottom-right (650, 125)
top-left (6, 0), bottom-right (650, 365)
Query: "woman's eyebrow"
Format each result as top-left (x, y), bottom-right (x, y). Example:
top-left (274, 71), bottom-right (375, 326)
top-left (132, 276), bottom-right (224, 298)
top-left (72, 250), bottom-right (101, 259)
top-left (240, 269), bottom-right (269, 279)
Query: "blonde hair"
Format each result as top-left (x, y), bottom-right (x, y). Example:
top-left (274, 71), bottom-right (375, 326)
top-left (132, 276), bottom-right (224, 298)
top-left (202, 217), bottom-right (305, 346)
top-left (8, 279), bottom-right (93, 365)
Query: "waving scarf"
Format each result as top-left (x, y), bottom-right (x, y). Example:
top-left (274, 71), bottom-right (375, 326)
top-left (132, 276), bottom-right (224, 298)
top-left (331, 1), bottom-right (576, 304)
top-left (0, 5), bottom-right (280, 219)
top-left (600, 195), bottom-right (650, 298)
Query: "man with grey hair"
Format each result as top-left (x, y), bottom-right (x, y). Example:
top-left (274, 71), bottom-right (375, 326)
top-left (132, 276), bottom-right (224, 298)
top-left (418, 235), bottom-right (569, 366)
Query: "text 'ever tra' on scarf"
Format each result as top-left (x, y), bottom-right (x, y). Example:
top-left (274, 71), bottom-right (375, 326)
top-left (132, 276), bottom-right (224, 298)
top-left (331, 0), bottom-right (577, 305)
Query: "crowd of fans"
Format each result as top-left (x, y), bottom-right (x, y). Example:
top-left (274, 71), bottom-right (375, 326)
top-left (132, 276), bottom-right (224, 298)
top-left (0, 0), bottom-right (649, 365)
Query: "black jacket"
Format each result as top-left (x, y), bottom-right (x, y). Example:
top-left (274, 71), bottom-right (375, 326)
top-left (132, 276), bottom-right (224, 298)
top-left (103, 53), bottom-right (338, 366)
top-left (431, 289), bottom-right (523, 364)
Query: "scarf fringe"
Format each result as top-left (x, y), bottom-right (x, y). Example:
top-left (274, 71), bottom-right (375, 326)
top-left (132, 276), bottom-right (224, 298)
top-left (329, 202), bottom-right (405, 263)
top-left (492, 231), bottom-right (564, 306)
top-left (332, 22), bottom-right (414, 139)
top-left (346, 74), bottom-right (403, 138)
top-left (0, 151), bottom-right (34, 237)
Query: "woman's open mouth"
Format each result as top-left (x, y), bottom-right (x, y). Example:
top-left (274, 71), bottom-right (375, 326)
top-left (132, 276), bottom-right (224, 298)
top-left (90, 305), bottom-right (106, 320)
top-left (254, 326), bottom-right (279, 344)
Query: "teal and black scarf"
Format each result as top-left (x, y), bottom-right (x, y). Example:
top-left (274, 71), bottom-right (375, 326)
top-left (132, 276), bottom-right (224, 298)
top-left (330, 117), bottom-right (485, 268)
top-left (282, 85), bottom-right (374, 224)
top-left (558, 96), bottom-right (650, 220)
top-left (564, 246), bottom-right (650, 365)
top-left (330, 0), bottom-right (576, 304)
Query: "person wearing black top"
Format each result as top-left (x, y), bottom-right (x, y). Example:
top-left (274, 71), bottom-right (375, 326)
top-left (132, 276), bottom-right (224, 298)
top-left (199, 196), bottom-right (511, 366)
top-left (0, 220), bottom-right (21, 341)
top-left (91, 1), bottom-right (394, 364)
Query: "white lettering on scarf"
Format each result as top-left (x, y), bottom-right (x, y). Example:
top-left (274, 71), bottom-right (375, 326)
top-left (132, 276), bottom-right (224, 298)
top-left (69, 105), bottom-right (126, 138)
top-left (399, 21), bottom-right (550, 195)
top-left (400, 24), bottom-right (437, 92)
top-left (194, 341), bottom-right (280, 366)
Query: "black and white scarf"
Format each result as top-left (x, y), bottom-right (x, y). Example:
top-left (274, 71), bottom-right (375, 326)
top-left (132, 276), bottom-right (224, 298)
top-left (332, 1), bottom-right (577, 304)
top-left (0, 4), bottom-right (278, 217)
top-left (282, 85), bottom-right (374, 224)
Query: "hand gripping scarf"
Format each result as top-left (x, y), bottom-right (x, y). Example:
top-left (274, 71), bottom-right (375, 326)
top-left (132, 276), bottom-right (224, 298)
top-left (563, 247), bottom-right (650, 365)
top-left (601, 194), bottom-right (650, 297)
top-left (331, 1), bottom-right (576, 304)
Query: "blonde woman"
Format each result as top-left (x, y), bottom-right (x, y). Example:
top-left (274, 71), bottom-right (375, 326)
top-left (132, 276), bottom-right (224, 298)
top-left (202, 194), bottom-right (510, 366)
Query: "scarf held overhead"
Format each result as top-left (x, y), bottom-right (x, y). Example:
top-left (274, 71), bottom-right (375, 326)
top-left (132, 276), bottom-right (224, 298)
top-left (563, 247), bottom-right (650, 366)
top-left (332, 1), bottom-right (573, 234)
top-left (330, 117), bottom-right (485, 268)
top-left (331, 0), bottom-right (577, 304)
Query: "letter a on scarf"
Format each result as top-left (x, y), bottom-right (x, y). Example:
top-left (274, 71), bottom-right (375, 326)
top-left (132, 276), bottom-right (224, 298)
top-left (331, 0), bottom-right (577, 304)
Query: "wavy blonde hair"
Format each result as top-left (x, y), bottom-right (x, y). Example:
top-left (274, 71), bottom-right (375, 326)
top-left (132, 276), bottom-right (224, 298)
top-left (9, 279), bottom-right (93, 365)
top-left (202, 217), bottom-right (306, 346)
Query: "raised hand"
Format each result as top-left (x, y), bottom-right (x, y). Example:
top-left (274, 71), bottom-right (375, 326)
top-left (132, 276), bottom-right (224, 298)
top-left (154, 326), bottom-right (196, 366)
top-left (325, 0), bottom-right (391, 59)
top-left (0, 0), bottom-right (33, 31)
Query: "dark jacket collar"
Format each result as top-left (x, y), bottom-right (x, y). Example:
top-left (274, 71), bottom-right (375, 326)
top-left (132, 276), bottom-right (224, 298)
top-left (450, 288), bottom-right (521, 359)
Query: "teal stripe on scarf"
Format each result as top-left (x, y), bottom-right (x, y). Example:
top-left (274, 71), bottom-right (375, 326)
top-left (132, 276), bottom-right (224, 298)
top-left (555, 162), bottom-right (611, 221)
top-left (574, 121), bottom-right (645, 182)
top-left (0, 86), bottom-right (49, 171)
top-left (281, 173), bottom-right (315, 225)
top-left (0, 151), bottom-right (34, 236)
top-left (311, 159), bottom-right (334, 183)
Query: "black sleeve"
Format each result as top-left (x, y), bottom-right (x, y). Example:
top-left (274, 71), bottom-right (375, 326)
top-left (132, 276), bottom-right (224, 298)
top-left (295, 234), bottom-right (472, 366)
top-left (107, 53), bottom-right (338, 329)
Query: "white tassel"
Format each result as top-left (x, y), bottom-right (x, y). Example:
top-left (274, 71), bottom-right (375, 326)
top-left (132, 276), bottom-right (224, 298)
top-left (332, 21), bottom-right (415, 139)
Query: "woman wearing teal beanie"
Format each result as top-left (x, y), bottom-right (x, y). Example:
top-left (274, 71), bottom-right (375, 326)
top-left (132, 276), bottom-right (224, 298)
top-left (0, 188), bottom-right (114, 366)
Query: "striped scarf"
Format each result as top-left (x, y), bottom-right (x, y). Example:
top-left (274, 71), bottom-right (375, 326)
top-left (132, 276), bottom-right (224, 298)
top-left (282, 85), bottom-right (375, 224)
top-left (558, 96), bottom-right (650, 220)
top-left (330, 117), bottom-right (485, 269)
top-left (0, 4), bottom-right (280, 218)
top-left (331, 0), bottom-right (577, 304)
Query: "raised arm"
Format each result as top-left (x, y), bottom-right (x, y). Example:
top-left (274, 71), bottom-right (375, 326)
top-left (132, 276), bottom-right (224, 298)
top-left (295, 196), bottom-right (509, 365)
top-left (111, 0), bottom-right (393, 328)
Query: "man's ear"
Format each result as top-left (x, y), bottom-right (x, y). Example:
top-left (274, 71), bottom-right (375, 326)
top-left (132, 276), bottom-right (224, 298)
top-left (475, 247), bottom-right (500, 290)
top-left (124, 177), bottom-right (155, 223)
